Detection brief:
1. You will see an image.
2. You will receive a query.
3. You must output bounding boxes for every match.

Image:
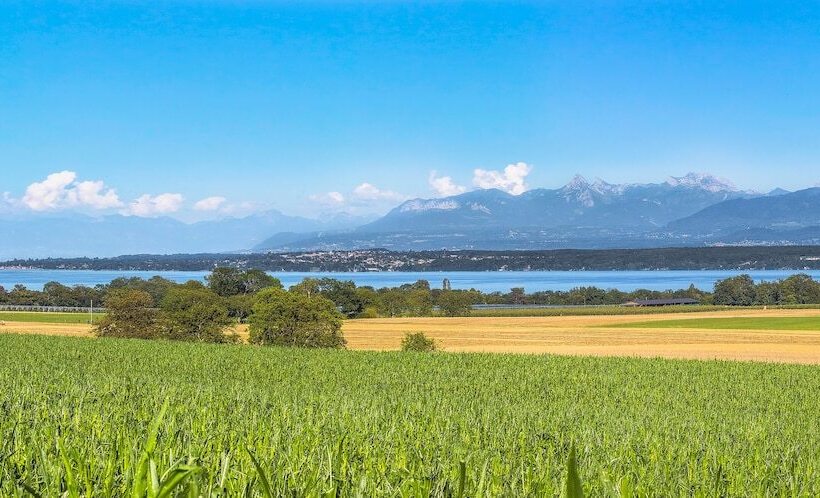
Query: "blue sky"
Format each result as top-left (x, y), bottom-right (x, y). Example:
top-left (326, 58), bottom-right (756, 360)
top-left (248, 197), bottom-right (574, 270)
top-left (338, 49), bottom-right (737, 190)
top-left (2, 1), bottom-right (819, 219)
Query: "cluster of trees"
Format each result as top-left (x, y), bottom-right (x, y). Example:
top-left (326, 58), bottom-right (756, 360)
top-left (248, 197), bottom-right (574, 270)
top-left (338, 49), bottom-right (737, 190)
top-left (285, 278), bottom-right (481, 318)
top-left (0, 281), bottom-right (105, 307)
top-left (96, 268), bottom-right (346, 348)
top-left (480, 285), bottom-right (708, 307)
top-left (713, 273), bottom-right (820, 306)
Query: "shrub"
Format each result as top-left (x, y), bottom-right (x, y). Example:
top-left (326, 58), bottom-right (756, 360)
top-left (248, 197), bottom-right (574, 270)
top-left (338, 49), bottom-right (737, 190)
top-left (401, 332), bottom-right (437, 352)
top-left (358, 306), bottom-right (380, 319)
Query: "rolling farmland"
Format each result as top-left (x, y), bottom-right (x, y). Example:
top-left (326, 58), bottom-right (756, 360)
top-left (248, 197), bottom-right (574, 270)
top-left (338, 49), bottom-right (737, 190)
top-left (3, 308), bottom-right (820, 364)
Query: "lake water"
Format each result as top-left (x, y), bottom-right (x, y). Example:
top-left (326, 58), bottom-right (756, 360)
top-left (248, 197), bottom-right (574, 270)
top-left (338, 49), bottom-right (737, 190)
top-left (1, 269), bottom-right (819, 292)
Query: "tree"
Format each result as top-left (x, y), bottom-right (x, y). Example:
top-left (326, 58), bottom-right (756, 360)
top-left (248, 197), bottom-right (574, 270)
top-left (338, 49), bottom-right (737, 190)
top-left (249, 288), bottom-right (345, 348)
top-left (437, 291), bottom-right (474, 317)
top-left (291, 278), bottom-right (366, 317)
top-left (402, 279), bottom-right (431, 291)
top-left (779, 273), bottom-right (820, 304)
top-left (105, 276), bottom-right (175, 305)
top-left (226, 294), bottom-right (254, 322)
top-left (207, 267), bottom-right (282, 297)
top-left (406, 288), bottom-right (433, 316)
top-left (713, 275), bottom-right (757, 306)
top-left (401, 332), bottom-right (437, 352)
top-left (43, 281), bottom-right (73, 306)
top-left (755, 281), bottom-right (782, 305)
top-left (378, 289), bottom-right (409, 317)
top-left (96, 289), bottom-right (161, 339)
top-left (160, 287), bottom-right (235, 343)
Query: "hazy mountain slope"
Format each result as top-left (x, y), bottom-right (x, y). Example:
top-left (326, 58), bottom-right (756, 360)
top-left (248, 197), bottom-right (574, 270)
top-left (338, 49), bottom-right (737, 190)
top-left (0, 210), bottom-right (361, 259)
top-left (668, 188), bottom-right (820, 233)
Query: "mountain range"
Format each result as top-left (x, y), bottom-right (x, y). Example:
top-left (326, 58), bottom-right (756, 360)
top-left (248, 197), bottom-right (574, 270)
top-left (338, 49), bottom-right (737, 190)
top-left (256, 174), bottom-right (820, 251)
top-left (1, 173), bottom-right (818, 258)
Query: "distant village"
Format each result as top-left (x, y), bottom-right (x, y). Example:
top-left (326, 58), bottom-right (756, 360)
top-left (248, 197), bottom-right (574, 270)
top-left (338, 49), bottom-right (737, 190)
top-left (1, 246), bottom-right (819, 272)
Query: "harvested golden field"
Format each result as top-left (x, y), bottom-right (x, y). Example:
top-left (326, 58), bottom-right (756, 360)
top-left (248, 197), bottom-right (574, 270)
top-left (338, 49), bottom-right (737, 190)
top-left (3, 308), bottom-right (820, 364)
top-left (342, 308), bottom-right (820, 364)
top-left (0, 321), bottom-right (94, 338)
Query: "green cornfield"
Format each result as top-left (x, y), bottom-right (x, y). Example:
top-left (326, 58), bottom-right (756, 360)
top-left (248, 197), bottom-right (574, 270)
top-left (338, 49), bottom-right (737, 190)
top-left (1, 334), bottom-right (819, 496)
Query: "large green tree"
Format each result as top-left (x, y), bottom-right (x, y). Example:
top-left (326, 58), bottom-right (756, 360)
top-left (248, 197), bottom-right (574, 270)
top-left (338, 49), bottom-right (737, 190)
top-left (207, 267), bottom-right (282, 297)
top-left (105, 276), bottom-right (176, 305)
top-left (779, 273), bottom-right (820, 304)
top-left (160, 286), bottom-right (235, 343)
top-left (436, 290), bottom-right (476, 317)
top-left (249, 288), bottom-right (345, 348)
top-left (291, 277), bottom-right (367, 317)
top-left (713, 274), bottom-right (757, 306)
top-left (96, 289), bottom-right (161, 339)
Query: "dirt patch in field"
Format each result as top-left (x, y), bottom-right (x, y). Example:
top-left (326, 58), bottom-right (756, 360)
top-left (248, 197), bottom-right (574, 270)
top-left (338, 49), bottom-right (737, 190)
top-left (4, 309), bottom-right (820, 364)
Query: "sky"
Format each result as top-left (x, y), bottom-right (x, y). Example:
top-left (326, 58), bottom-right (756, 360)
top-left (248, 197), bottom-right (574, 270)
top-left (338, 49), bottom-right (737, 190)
top-left (2, 1), bottom-right (820, 220)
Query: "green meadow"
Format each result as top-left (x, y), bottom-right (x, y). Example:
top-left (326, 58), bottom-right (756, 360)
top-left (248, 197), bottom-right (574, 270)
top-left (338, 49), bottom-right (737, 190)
top-left (0, 311), bottom-right (100, 324)
top-left (2, 333), bottom-right (819, 496)
top-left (615, 316), bottom-right (820, 331)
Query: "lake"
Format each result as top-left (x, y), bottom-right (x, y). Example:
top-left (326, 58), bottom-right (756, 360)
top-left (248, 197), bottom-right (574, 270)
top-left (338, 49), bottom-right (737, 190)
top-left (1, 269), bottom-right (819, 292)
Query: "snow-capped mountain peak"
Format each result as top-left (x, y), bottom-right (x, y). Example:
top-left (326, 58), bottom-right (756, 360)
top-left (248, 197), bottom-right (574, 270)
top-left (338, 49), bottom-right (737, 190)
top-left (665, 172), bottom-right (737, 193)
top-left (563, 174), bottom-right (590, 191)
top-left (399, 199), bottom-right (460, 212)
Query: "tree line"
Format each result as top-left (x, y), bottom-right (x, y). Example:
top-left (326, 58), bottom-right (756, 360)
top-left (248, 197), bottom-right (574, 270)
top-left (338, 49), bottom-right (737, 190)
top-left (712, 273), bottom-right (820, 306)
top-left (3, 271), bottom-right (820, 314)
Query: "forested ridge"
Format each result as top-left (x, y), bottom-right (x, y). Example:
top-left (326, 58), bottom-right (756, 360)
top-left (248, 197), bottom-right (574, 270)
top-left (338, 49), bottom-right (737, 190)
top-left (3, 246), bottom-right (819, 271)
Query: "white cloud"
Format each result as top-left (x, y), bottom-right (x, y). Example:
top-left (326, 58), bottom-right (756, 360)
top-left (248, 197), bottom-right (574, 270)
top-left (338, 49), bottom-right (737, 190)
top-left (66, 180), bottom-right (124, 209)
top-left (428, 171), bottom-right (466, 197)
top-left (21, 171), bottom-right (123, 211)
top-left (0, 192), bottom-right (18, 213)
top-left (22, 171), bottom-right (75, 210)
top-left (193, 196), bottom-right (227, 211)
top-left (309, 191), bottom-right (346, 206)
top-left (307, 182), bottom-right (409, 216)
top-left (126, 193), bottom-right (184, 217)
top-left (220, 201), bottom-right (260, 217)
top-left (472, 162), bottom-right (532, 195)
top-left (352, 182), bottom-right (407, 202)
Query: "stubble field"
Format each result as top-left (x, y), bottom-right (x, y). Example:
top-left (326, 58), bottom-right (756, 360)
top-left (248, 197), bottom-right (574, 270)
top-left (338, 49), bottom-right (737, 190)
top-left (3, 308), bottom-right (820, 364)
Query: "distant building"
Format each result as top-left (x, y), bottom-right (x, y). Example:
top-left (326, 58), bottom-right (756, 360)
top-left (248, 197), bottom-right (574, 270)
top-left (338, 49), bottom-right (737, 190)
top-left (622, 298), bottom-right (700, 307)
